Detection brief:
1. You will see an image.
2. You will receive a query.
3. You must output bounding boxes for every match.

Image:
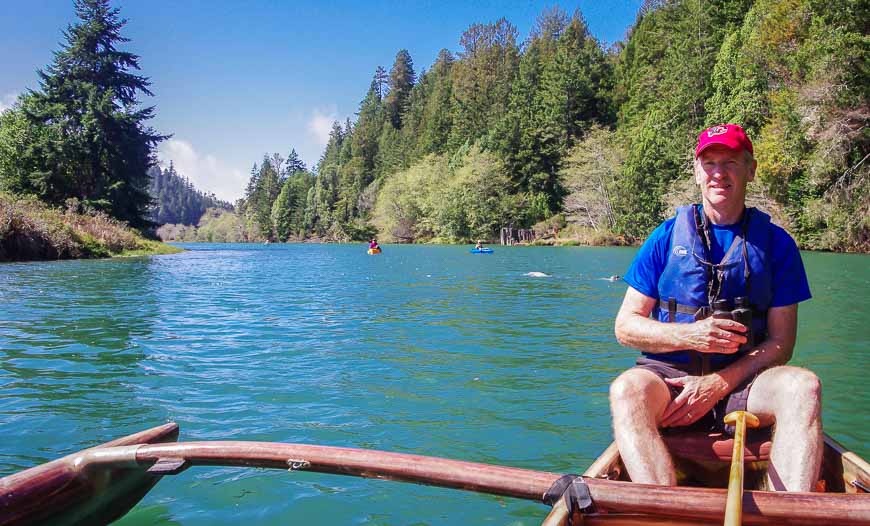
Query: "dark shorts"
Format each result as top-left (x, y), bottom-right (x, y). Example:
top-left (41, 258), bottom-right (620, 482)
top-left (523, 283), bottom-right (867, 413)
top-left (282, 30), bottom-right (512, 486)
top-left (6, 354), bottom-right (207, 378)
top-left (634, 357), bottom-right (757, 435)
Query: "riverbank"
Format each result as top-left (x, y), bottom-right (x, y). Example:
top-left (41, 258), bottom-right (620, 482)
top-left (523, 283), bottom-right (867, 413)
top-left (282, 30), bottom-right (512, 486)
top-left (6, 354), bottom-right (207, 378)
top-left (0, 192), bottom-right (182, 262)
top-left (155, 209), bottom-right (636, 248)
top-left (153, 210), bottom-right (866, 253)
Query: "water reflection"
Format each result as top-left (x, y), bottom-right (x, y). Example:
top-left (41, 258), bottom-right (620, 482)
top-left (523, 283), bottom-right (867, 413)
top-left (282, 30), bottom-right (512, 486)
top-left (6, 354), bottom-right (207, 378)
top-left (0, 257), bottom-right (166, 469)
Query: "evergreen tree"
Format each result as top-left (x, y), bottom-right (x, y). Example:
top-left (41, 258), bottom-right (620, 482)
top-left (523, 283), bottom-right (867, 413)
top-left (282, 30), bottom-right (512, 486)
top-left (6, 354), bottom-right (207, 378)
top-left (18, 0), bottom-right (166, 227)
top-left (352, 72), bottom-right (387, 174)
top-left (417, 50), bottom-right (455, 156)
top-left (490, 37), bottom-right (548, 192)
top-left (252, 155), bottom-right (282, 239)
top-left (285, 148), bottom-right (306, 176)
top-left (271, 179), bottom-right (295, 241)
top-left (373, 66), bottom-right (389, 99)
top-left (375, 121), bottom-right (403, 179)
top-left (529, 5), bottom-right (570, 43)
top-left (384, 49), bottom-right (416, 129)
top-left (319, 121), bottom-right (345, 171)
top-left (451, 19), bottom-right (520, 144)
top-left (539, 13), bottom-right (613, 142)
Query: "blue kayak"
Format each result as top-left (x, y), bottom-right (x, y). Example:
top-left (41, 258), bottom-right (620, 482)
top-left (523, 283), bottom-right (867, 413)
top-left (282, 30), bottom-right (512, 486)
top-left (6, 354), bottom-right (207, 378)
top-left (470, 248), bottom-right (494, 254)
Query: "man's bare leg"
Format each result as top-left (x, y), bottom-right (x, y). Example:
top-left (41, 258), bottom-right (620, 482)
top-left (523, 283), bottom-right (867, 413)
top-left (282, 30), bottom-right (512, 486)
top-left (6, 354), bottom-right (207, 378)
top-left (610, 368), bottom-right (675, 484)
top-left (746, 365), bottom-right (823, 491)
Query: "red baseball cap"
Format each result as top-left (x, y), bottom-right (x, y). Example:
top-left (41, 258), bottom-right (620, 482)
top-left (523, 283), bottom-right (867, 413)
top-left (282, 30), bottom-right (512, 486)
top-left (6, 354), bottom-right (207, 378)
top-left (695, 124), bottom-right (753, 158)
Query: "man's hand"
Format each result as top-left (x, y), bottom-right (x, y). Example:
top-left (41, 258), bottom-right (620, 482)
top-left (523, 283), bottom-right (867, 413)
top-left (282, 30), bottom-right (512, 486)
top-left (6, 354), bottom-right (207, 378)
top-left (679, 318), bottom-right (748, 354)
top-left (660, 373), bottom-right (731, 427)
top-left (615, 287), bottom-right (753, 355)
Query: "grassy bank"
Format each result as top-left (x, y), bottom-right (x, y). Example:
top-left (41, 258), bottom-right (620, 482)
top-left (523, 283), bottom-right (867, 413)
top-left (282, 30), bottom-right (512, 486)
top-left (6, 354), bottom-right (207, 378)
top-left (0, 192), bottom-right (182, 262)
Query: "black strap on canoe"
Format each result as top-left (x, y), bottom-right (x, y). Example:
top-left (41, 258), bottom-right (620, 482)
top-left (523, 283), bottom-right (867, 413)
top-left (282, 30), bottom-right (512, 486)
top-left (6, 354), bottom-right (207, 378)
top-left (543, 474), bottom-right (594, 523)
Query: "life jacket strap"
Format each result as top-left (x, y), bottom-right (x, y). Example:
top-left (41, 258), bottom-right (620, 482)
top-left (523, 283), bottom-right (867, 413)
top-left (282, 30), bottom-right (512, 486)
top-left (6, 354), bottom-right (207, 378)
top-left (658, 299), bottom-right (710, 320)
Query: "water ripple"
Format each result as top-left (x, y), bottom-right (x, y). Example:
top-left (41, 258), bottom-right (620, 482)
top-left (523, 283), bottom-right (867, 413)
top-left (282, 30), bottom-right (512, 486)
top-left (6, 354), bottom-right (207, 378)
top-left (0, 244), bottom-right (866, 525)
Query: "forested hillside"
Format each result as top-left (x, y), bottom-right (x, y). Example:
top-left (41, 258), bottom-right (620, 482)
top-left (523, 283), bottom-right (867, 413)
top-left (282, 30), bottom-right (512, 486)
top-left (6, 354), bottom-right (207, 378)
top-left (148, 163), bottom-right (232, 226)
top-left (2, 0), bottom-right (865, 251)
top-left (235, 0), bottom-right (866, 251)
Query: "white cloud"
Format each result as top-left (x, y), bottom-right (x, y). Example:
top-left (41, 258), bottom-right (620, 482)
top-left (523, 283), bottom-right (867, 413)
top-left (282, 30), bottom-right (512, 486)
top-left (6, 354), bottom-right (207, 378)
top-left (157, 139), bottom-right (246, 203)
top-left (0, 93), bottom-right (19, 113)
top-left (307, 107), bottom-right (339, 148)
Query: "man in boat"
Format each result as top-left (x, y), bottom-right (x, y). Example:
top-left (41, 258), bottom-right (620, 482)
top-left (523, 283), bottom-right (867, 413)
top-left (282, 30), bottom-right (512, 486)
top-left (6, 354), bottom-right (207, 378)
top-left (611, 123), bottom-right (822, 491)
top-left (369, 238), bottom-right (380, 251)
top-left (475, 240), bottom-right (484, 250)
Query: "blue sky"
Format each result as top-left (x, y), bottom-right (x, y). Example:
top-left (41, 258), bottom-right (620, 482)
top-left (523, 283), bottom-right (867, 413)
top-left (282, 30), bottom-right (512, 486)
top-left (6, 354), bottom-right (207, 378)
top-left (1, 1), bottom-right (642, 201)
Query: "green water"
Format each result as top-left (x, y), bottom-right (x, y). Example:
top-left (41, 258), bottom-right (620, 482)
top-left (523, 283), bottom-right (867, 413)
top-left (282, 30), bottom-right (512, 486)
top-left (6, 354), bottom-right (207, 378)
top-left (0, 244), bottom-right (866, 525)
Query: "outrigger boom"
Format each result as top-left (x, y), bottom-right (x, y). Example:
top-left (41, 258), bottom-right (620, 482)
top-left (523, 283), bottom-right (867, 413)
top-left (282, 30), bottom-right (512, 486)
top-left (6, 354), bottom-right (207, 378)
top-left (1, 423), bottom-right (868, 526)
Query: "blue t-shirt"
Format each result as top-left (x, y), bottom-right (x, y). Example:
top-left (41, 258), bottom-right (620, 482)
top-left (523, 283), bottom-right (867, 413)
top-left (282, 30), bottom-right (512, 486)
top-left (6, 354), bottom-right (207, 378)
top-left (624, 214), bottom-right (811, 307)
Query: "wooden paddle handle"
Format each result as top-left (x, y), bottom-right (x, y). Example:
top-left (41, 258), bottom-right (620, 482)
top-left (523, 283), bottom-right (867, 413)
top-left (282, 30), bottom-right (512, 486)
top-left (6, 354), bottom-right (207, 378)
top-left (723, 410), bottom-right (760, 526)
top-left (540, 497), bottom-right (570, 526)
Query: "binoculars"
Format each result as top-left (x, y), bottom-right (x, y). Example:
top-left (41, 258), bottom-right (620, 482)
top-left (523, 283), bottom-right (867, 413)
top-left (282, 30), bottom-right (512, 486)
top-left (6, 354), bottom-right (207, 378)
top-left (711, 296), bottom-right (754, 352)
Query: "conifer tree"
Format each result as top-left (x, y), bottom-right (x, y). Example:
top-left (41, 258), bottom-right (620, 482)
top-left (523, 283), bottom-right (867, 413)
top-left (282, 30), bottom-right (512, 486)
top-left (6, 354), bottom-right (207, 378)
top-left (352, 73), bottom-right (387, 173)
top-left (20, 0), bottom-right (166, 227)
top-left (252, 155), bottom-right (282, 239)
top-left (451, 19), bottom-right (520, 143)
top-left (271, 180), bottom-right (294, 241)
top-left (418, 50), bottom-right (456, 156)
top-left (384, 50), bottom-right (416, 129)
top-left (373, 66), bottom-right (389, 99)
top-left (285, 148), bottom-right (306, 176)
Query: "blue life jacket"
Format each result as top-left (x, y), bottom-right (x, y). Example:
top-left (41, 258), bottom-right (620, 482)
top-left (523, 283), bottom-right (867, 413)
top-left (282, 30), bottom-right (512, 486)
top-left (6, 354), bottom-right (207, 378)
top-left (647, 205), bottom-right (773, 369)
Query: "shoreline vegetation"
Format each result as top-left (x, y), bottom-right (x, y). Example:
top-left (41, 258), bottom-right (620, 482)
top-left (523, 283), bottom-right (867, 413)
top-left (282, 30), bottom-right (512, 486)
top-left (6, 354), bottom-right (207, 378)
top-left (155, 206), bottom-right (632, 247)
top-left (0, 192), bottom-right (181, 262)
top-left (1, 1), bottom-right (866, 261)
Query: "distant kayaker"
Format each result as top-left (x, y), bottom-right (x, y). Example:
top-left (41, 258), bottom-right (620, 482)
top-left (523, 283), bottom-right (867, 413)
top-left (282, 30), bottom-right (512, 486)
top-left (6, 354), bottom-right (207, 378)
top-left (475, 240), bottom-right (483, 250)
top-left (369, 238), bottom-right (380, 251)
top-left (610, 124), bottom-right (821, 491)
top-left (607, 275), bottom-right (621, 282)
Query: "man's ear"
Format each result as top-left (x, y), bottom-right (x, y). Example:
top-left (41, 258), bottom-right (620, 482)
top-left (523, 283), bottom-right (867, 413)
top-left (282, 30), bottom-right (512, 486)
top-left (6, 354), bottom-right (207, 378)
top-left (747, 159), bottom-right (757, 182)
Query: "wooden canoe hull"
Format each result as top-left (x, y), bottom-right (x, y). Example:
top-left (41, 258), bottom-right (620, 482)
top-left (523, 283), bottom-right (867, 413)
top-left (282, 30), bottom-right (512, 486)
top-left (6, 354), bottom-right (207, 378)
top-left (0, 423), bottom-right (179, 526)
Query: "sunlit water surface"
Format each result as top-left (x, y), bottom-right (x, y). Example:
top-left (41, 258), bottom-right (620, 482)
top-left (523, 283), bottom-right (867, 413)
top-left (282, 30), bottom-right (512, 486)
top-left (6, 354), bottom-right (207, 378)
top-left (1, 244), bottom-right (866, 525)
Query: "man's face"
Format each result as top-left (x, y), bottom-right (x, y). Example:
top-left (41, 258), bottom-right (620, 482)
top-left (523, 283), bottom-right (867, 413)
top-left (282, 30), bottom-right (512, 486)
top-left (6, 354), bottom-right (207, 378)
top-left (694, 144), bottom-right (756, 207)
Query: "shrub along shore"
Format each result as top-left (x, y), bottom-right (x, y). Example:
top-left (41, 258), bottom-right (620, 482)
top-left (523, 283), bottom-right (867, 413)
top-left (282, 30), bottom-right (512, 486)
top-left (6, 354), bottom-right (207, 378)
top-left (0, 192), bottom-right (182, 262)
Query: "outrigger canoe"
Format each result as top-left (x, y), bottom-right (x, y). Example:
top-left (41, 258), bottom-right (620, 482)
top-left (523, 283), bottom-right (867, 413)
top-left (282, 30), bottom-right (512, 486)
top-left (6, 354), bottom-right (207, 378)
top-left (1, 423), bottom-right (867, 525)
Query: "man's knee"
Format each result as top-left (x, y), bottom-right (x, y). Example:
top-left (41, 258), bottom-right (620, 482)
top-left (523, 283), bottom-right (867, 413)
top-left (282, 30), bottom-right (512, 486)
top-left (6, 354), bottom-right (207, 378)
top-left (752, 366), bottom-right (822, 421)
top-left (610, 369), bottom-right (666, 410)
top-left (776, 366), bottom-right (822, 404)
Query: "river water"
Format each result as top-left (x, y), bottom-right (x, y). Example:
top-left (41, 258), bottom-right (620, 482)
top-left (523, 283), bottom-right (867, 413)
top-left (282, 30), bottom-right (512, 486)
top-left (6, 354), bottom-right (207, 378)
top-left (0, 244), bottom-right (867, 525)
